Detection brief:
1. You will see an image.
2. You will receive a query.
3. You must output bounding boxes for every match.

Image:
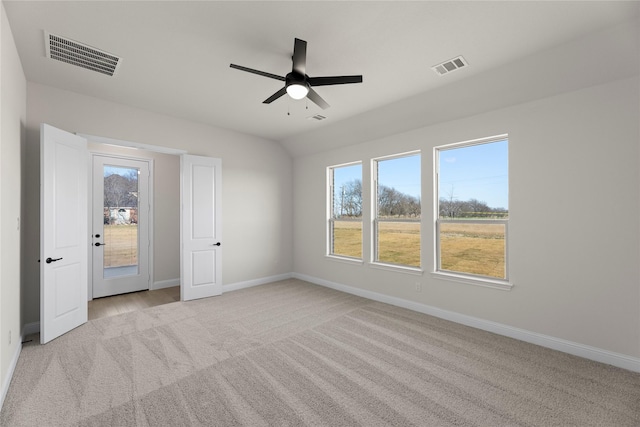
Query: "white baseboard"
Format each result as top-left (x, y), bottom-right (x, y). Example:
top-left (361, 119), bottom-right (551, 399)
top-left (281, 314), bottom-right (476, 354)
top-left (22, 272), bottom-right (639, 373)
top-left (223, 273), bottom-right (294, 293)
top-left (293, 272), bottom-right (640, 373)
top-left (152, 278), bottom-right (180, 290)
top-left (1, 339), bottom-right (22, 411)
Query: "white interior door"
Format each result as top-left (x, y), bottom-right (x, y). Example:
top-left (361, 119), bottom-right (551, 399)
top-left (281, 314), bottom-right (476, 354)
top-left (40, 124), bottom-right (88, 344)
top-left (91, 155), bottom-right (151, 298)
top-left (181, 155), bottom-right (222, 301)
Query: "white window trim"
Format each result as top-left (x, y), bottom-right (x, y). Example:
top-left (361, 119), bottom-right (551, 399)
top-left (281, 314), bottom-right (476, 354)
top-left (371, 150), bottom-right (421, 269)
top-left (327, 161), bottom-right (363, 260)
top-left (431, 270), bottom-right (512, 290)
top-left (433, 135), bottom-right (511, 288)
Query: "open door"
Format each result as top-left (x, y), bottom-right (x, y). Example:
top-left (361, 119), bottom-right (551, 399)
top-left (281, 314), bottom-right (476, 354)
top-left (181, 154), bottom-right (222, 301)
top-left (40, 124), bottom-right (88, 344)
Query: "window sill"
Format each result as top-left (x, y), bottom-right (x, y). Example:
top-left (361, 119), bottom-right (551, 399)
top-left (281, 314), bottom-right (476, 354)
top-left (369, 262), bottom-right (423, 276)
top-left (431, 271), bottom-right (513, 291)
top-left (325, 255), bottom-right (364, 266)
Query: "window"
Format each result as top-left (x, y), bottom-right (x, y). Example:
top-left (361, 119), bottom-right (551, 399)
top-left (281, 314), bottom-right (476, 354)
top-left (435, 136), bottom-right (509, 282)
top-left (328, 162), bottom-right (362, 259)
top-left (373, 152), bottom-right (421, 268)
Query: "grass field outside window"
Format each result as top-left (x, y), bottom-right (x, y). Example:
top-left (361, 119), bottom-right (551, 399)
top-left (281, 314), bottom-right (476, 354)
top-left (330, 220), bottom-right (362, 258)
top-left (375, 220), bottom-right (420, 267)
top-left (435, 136), bottom-right (509, 283)
top-left (438, 221), bottom-right (506, 279)
top-left (373, 152), bottom-right (421, 268)
top-left (103, 224), bottom-right (138, 268)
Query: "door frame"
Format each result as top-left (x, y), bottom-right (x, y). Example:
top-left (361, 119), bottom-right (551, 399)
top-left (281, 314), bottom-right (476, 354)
top-left (88, 152), bottom-right (154, 300)
top-left (78, 133), bottom-right (219, 303)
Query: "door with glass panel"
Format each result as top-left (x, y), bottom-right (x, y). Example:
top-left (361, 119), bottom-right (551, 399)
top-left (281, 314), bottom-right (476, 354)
top-left (92, 155), bottom-right (151, 298)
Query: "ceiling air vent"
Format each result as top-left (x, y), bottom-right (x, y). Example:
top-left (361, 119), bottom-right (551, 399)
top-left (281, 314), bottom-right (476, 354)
top-left (45, 31), bottom-right (121, 76)
top-left (307, 114), bottom-right (327, 121)
top-left (432, 55), bottom-right (468, 76)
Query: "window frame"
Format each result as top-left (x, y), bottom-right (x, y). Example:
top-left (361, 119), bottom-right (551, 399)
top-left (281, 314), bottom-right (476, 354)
top-left (327, 161), bottom-right (363, 262)
top-left (433, 135), bottom-right (511, 289)
top-left (371, 151), bottom-right (422, 272)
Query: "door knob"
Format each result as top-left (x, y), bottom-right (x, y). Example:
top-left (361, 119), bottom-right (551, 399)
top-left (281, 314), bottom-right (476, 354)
top-left (45, 257), bottom-right (63, 264)
top-left (94, 242), bottom-right (106, 247)
top-left (212, 242), bottom-right (221, 246)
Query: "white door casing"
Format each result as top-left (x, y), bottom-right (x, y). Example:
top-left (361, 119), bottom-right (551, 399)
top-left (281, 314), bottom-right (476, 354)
top-left (40, 124), bottom-right (88, 344)
top-left (91, 155), bottom-right (151, 298)
top-left (181, 155), bottom-right (222, 301)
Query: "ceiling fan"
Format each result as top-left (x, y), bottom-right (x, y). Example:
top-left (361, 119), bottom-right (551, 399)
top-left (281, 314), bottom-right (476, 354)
top-left (230, 38), bottom-right (363, 110)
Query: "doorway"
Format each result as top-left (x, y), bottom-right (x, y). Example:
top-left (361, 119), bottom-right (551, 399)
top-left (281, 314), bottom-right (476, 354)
top-left (91, 154), bottom-right (151, 298)
top-left (41, 125), bottom-right (222, 343)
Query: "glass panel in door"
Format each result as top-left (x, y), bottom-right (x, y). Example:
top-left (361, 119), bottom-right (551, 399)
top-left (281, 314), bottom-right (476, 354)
top-left (103, 165), bottom-right (139, 278)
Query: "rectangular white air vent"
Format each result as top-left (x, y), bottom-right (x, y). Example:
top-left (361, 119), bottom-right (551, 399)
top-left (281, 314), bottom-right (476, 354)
top-left (432, 55), bottom-right (467, 76)
top-left (45, 31), bottom-right (121, 76)
top-left (307, 114), bottom-right (327, 121)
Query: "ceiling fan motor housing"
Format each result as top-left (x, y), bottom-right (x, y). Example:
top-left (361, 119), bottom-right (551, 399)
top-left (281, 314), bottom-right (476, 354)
top-left (286, 72), bottom-right (308, 89)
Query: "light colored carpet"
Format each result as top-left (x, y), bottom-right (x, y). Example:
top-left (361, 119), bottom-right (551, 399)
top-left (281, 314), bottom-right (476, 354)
top-left (2, 279), bottom-right (639, 426)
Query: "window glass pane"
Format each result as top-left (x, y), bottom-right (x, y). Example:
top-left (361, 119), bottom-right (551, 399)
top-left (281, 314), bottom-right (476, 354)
top-left (375, 154), bottom-right (421, 267)
top-left (329, 163), bottom-right (362, 258)
top-left (331, 220), bottom-right (362, 258)
top-left (436, 138), bottom-right (508, 280)
top-left (332, 165), bottom-right (362, 219)
top-left (439, 222), bottom-right (505, 279)
top-left (377, 221), bottom-right (420, 267)
top-left (438, 140), bottom-right (508, 218)
top-left (377, 155), bottom-right (421, 217)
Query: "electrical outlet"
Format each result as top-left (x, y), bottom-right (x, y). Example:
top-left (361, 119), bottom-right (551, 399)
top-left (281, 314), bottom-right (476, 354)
top-left (8, 330), bottom-right (11, 345)
top-left (415, 282), bottom-right (422, 293)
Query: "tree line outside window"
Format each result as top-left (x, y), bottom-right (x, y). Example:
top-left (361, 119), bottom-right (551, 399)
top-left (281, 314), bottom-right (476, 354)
top-left (328, 136), bottom-right (508, 283)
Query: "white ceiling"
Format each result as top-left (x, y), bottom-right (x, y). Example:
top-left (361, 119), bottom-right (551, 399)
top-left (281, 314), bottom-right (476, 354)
top-left (4, 1), bottom-right (639, 155)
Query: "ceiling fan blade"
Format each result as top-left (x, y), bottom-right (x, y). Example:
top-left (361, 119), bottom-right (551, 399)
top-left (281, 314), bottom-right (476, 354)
top-left (230, 64), bottom-right (285, 81)
top-left (306, 88), bottom-right (330, 110)
top-left (263, 87), bottom-right (287, 104)
top-left (292, 38), bottom-right (307, 75)
top-left (308, 75), bottom-right (363, 86)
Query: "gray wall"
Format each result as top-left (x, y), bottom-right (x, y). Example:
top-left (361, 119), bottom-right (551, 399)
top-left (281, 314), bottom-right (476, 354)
top-left (23, 82), bottom-right (294, 326)
top-left (292, 76), bottom-right (639, 359)
top-left (0, 2), bottom-right (26, 401)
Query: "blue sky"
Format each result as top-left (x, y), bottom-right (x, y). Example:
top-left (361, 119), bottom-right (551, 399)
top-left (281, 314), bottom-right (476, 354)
top-left (104, 165), bottom-right (138, 179)
top-left (438, 139), bottom-right (508, 209)
top-left (332, 155), bottom-right (421, 199)
top-left (331, 140), bottom-right (508, 209)
top-left (332, 163), bottom-right (361, 184)
top-left (377, 155), bottom-right (421, 198)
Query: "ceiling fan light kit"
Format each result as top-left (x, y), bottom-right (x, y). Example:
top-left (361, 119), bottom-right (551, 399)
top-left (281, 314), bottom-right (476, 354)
top-left (286, 83), bottom-right (309, 100)
top-left (230, 38), bottom-right (363, 110)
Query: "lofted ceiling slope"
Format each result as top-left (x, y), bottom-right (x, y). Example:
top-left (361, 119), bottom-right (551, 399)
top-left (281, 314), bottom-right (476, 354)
top-left (3, 1), bottom-right (639, 156)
